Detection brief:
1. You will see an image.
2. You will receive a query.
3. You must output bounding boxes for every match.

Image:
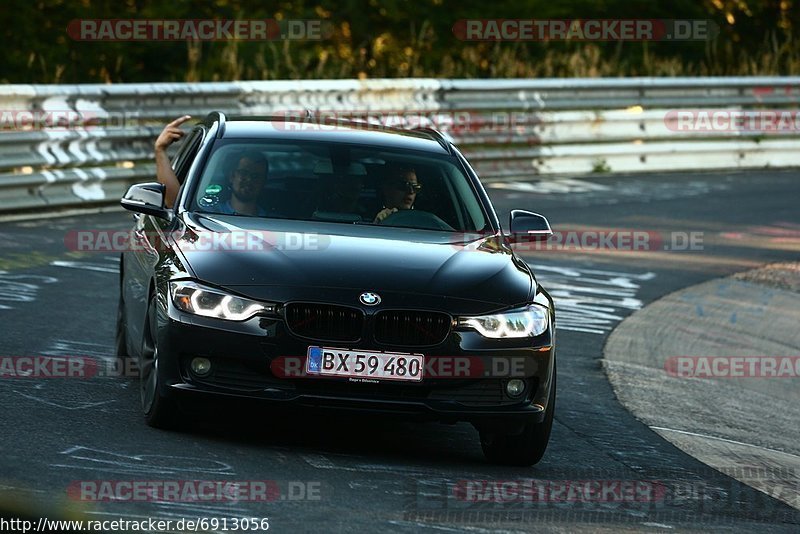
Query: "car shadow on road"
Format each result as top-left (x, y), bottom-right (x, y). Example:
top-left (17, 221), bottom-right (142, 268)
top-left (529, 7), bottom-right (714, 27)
top-left (172, 398), bottom-right (488, 466)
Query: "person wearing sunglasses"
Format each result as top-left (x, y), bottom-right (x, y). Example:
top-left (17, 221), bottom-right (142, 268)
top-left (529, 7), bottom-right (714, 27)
top-left (373, 164), bottom-right (422, 223)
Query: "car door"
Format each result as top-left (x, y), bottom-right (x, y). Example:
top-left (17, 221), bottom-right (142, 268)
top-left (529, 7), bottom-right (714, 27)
top-left (122, 128), bottom-right (204, 356)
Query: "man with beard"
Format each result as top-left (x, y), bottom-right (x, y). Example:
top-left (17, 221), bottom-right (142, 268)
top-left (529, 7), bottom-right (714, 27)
top-left (215, 150), bottom-right (269, 216)
top-left (156, 116), bottom-right (268, 216)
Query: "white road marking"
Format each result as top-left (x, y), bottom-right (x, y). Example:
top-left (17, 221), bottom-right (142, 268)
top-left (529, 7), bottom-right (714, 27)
top-left (51, 260), bottom-right (118, 273)
top-left (348, 481), bottom-right (379, 490)
top-left (0, 484), bottom-right (47, 493)
top-left (299, 454), bottom-right (494, 480)
top-left (42, 339), bottom-right (114, 360)
top-left (489, 178), bottom-right (610, 194)
top-left (532, 264), bottom-right (655, 335)
top-left (389, 521), bottom-right (523, 533)
top-left (53, 446), bottom-right (236, 476)
top-left (650, 426), bottom-right (800, 461)
top-left (14, 391), bottom-right (115, 410)
top-left (86, 512), bottom-right (165, 519)
top-left (300, 453), bottom-right (337, 469)
top-left (150, 502), bottom-right (253, 517)
top-left (0, 271), bottom-right (58, 310)
top-left (300, 456), bottom-right (428, 475)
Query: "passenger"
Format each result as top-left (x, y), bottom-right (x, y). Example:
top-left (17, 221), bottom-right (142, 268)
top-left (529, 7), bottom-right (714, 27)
top-left (373, 164), bottom-right (422, 223)
top-left (215, 151), bottom-right (269, 216)
top-left (154, 115), bottom-right (192, 208)
top-left (156, 116), bottom-right (269, 216)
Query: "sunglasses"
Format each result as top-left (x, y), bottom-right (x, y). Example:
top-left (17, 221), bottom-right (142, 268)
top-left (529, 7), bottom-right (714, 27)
top-left (235, 168), bottom-right (266, 180)
top-left (390, 180), bottom-right (422, 193)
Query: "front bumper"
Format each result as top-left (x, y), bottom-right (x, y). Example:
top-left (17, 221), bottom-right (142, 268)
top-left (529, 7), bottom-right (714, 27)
top-left (155, 304), bottom-right (555, 426)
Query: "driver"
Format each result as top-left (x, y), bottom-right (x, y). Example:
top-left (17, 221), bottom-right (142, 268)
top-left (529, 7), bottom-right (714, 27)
top-left (373, 164), bottom-right (421, 223)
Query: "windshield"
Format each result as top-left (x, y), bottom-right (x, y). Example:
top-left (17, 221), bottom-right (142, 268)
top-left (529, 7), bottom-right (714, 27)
top-left (190, 139), bottom-right (489, 233)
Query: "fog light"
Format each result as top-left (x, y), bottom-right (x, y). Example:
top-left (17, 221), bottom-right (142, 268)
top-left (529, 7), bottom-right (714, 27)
top-left (191, 357), bottom-right (212, 376)
top-left (506, 378), bottom-right (525, 397)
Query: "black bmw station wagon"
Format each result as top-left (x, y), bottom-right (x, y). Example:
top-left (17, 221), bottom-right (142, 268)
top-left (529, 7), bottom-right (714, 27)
top-left (118, 112), bottom-right (556, 465)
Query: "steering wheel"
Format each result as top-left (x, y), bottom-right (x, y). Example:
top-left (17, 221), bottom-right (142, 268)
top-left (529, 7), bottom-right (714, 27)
top-left (380, 209), bottom-right (455, 231)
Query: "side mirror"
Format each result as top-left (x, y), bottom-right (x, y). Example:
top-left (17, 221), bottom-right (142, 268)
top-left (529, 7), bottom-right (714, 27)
top-left (120, 182), bottom-right (173, 221)
top-left (509, 210), bottom-right (553, 242)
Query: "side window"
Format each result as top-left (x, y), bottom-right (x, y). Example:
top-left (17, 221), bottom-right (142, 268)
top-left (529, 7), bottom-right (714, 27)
top-left (172, 128), bottom-right (204, 184)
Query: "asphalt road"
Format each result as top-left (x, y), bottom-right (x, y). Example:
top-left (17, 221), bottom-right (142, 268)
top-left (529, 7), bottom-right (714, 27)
top-left (1, 169), bottom-right (798, 532)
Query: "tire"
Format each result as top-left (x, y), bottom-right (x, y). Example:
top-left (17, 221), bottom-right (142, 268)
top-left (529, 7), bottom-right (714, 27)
top-left (140, 293), bottom-right (180, 429)
top-left (480, 360), bottom-right (556, 466)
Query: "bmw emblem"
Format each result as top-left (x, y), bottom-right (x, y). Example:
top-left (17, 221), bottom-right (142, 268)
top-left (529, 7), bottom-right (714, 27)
top-left (359, 292), bottom-right (381, 306)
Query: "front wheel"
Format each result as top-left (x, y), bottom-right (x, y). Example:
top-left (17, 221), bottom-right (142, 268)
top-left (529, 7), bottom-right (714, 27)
top-left (140, 294), bottom-right (180, 429)
top-left (480, 361), bottom-right (556, 466)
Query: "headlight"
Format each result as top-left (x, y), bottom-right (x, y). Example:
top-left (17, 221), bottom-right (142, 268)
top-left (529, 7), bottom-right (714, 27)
top-left (169, 280), bottom-right (275, 321)
top-left (459, 305), bottom-right (549, 338)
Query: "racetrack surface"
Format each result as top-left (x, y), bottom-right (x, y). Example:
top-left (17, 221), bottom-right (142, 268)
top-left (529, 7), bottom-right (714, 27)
top-left (1, 170), bottom-right (798, 532)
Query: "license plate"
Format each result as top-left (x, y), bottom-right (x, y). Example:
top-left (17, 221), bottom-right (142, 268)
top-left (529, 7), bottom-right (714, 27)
top-left (306, 346), bottom-right (424, 382)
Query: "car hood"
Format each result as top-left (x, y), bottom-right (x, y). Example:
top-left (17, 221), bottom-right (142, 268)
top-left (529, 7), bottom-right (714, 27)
top-left (173, 213), bottom-right (534, 311)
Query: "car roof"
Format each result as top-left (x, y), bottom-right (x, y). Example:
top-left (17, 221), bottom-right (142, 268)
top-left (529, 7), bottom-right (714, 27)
top-left (206, 114), bottom-right (452, 155)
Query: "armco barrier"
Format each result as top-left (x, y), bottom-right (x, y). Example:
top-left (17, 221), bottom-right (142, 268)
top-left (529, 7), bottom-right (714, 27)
top-left (1, 77), bottom-right (799, 213)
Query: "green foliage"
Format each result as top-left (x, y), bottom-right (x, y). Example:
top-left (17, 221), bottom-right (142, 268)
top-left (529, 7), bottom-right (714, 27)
top-left (591, 158), bottom-right (611, 173)
top-left (0, 0), bottom-right (797, 83)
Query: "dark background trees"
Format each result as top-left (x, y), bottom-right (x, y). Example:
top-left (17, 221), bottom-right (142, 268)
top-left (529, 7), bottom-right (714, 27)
top-left (1, 0), bottom-right (797, 83)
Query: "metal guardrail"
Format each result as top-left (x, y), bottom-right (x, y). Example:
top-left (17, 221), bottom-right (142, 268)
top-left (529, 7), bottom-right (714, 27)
top-left (1, 77), bottom-right (798, 213)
